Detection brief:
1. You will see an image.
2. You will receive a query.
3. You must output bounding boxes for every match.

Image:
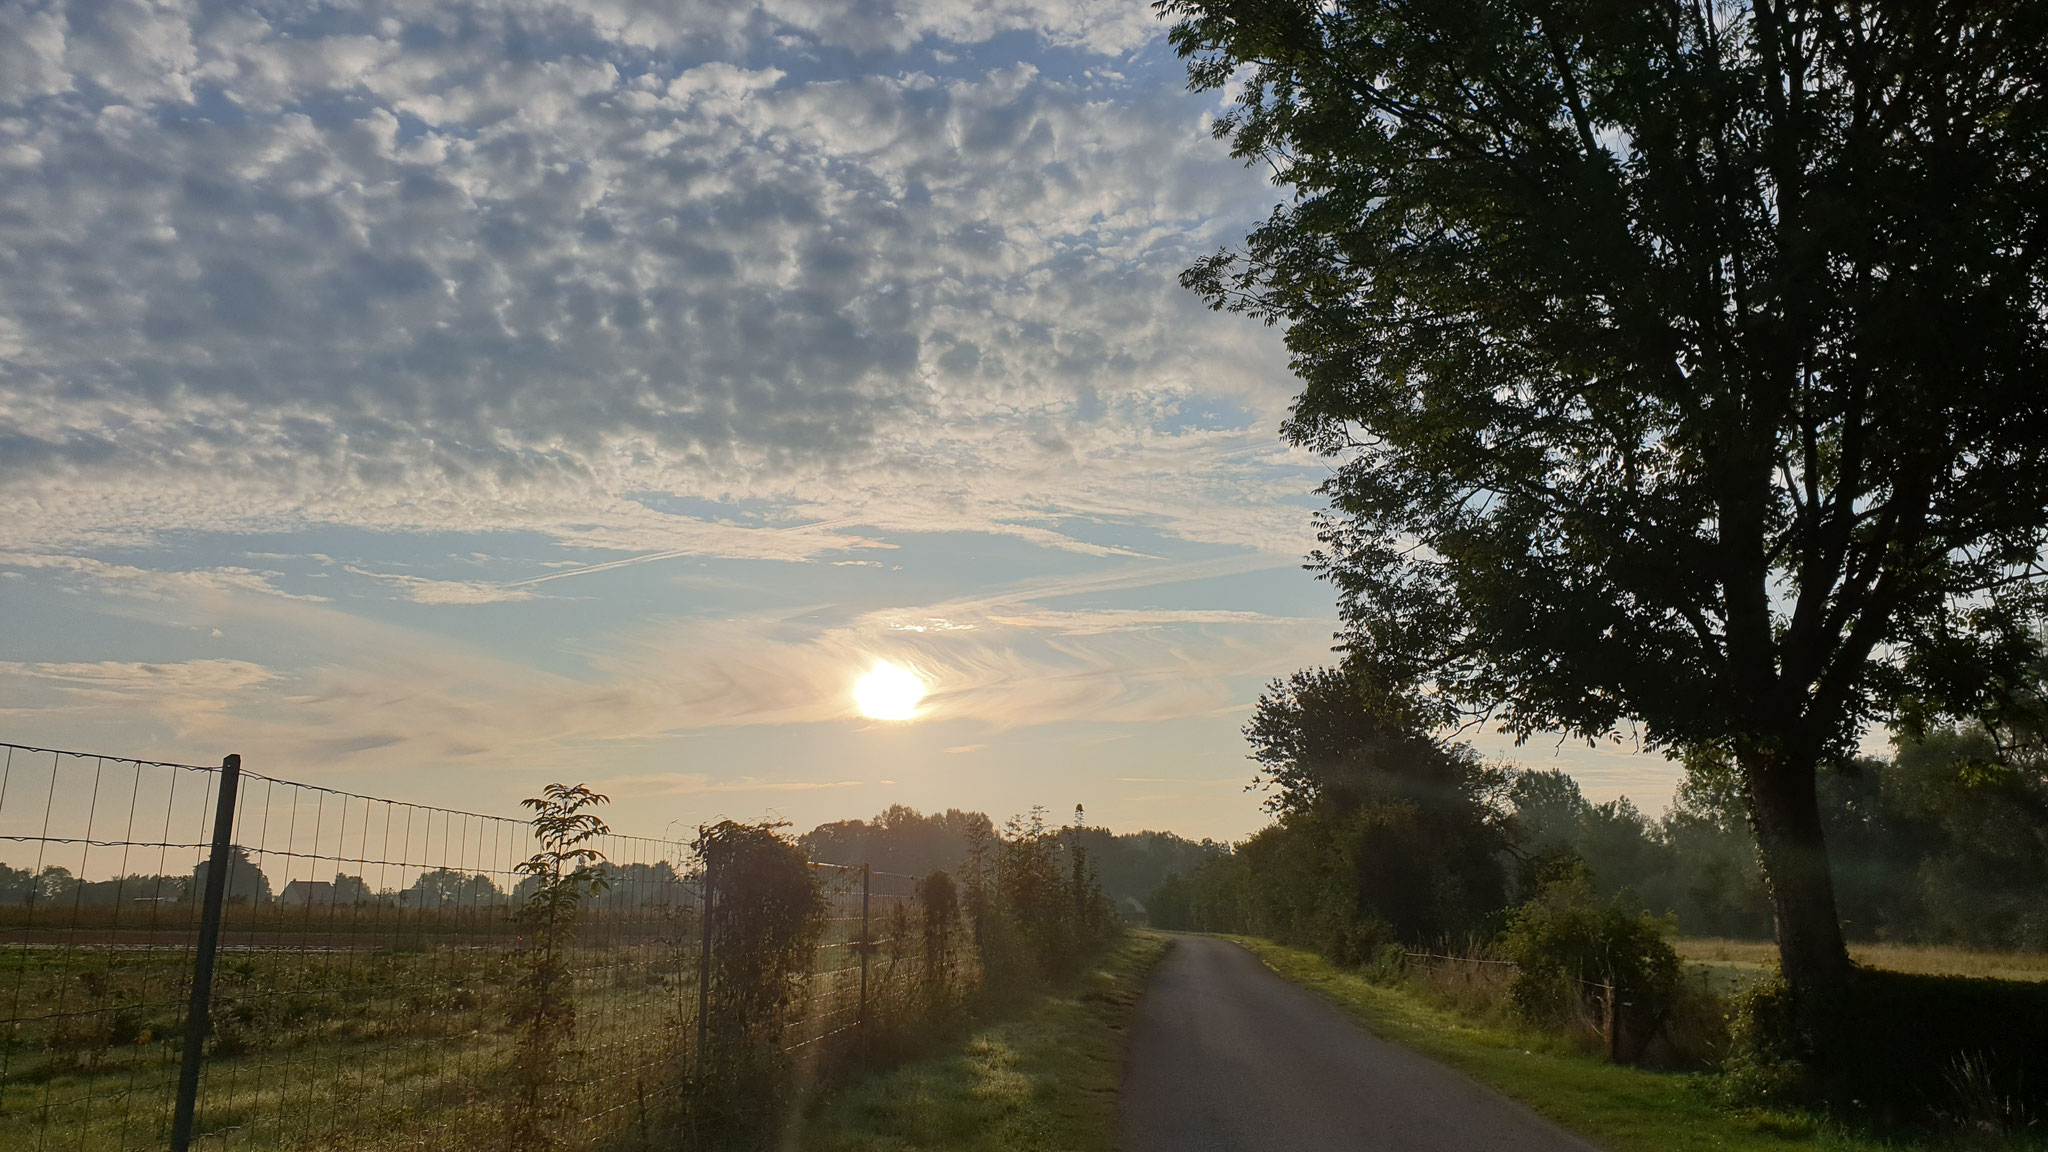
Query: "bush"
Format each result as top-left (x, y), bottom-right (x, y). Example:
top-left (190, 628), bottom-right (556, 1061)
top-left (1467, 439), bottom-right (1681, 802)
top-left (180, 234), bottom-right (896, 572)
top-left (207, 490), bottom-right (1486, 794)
top-left (1498, 863), bottom-right (1681, 1064)
top-left (916, 869), bottom-right (962, 1009)
top-left (687, 819), bottom-right (825, 1147)
top-left (968, 809), bottom-right (1119, 987)
top-left (1720, 975), bottom-right (1812, 1106)
top-left (1722, 964), bottom-right (2048, 1129)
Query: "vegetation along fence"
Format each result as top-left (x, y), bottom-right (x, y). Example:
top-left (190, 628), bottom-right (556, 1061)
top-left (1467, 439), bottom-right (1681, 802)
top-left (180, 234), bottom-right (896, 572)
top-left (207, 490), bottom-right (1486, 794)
top-left (0, 742), bottom-right (976, 1150)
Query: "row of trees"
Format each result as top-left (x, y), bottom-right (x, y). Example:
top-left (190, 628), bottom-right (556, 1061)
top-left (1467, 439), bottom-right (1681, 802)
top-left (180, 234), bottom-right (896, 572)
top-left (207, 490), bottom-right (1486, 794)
top-left (1149, 668), bottom-right (2048, 956)
top-left (1510, 725), bottom-right (2048, 951)
top-left (967, 807), bottom-right (1122, 984)
top-left (5, 802), bottom-right (1183, 923)
top-left (0, 855), bottom-right (696, 911)
top-left (802, 803), bottom-right (1224, 912)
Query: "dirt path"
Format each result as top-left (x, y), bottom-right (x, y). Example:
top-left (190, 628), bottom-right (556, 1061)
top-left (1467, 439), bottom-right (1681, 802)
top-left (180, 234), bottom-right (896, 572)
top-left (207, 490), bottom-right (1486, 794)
top-left (1120, 936), bottom-right (1604, 1152)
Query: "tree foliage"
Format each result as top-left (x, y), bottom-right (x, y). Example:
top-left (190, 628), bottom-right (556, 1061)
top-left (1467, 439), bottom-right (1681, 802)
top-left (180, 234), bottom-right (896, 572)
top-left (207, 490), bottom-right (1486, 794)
top-left (1500, 862), bottom-right (1682, 1064)
top-left (409, 867), bottom-right (503, 908)
top-left (1151, 668), bottom-right (1511, 956)
top-left (192, 847), bottom-right (272, 906)
top-left (1161, 0), bottom-right (2048, 1016)
top-left (952, 808), bottom-right (1119, 987)
top-left (802, 802), bottom-right (1219, 908)
top-left (1155, 699), bottom-right (2048, 952)
top-left (695, 819), bottom-right (824, 1044)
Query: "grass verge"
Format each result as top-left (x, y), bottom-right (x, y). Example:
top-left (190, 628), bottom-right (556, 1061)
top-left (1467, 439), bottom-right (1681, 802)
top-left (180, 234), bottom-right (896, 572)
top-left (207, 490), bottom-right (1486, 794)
top-left (790, 931), bottom-right (1168, 1152)
top-left (1227, 935), bottom-right (2037, 1152)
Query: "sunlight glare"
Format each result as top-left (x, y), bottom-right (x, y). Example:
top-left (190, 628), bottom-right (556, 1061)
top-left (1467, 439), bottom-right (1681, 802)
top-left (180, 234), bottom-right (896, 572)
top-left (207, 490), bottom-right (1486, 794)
top-left (853, 661), bottom-right (926, 721)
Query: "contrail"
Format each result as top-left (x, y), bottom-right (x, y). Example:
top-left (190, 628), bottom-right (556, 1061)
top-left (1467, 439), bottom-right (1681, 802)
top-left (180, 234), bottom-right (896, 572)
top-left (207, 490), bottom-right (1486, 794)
top-left (500, 516), bottom-right (873, 588)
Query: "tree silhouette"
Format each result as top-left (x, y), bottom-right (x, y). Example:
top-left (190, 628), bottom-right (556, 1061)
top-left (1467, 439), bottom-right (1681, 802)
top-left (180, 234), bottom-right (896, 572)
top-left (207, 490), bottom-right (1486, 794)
top-left (1163, 0), bottom-right (2048, 1045)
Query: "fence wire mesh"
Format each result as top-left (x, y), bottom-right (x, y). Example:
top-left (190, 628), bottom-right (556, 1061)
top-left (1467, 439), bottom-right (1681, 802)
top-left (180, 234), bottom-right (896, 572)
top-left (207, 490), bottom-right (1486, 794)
top-left (784, 865), bottom-right (977, 1060)
top-left (0, 744), bottom-right (977, 1151)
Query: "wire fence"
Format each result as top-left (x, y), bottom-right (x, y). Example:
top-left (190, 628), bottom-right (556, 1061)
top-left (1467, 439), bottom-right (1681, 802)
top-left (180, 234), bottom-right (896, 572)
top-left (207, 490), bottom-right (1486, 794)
top-left (0, 743), bottom-right (975, 1151)
top-left (789, 864), bottom-right (978, 1062)
top-left (1400, 949), bottom-right (1635, 1061)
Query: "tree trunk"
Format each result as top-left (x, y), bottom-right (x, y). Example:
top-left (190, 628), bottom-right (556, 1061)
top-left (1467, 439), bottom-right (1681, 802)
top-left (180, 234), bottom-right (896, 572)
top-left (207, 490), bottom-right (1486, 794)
top-left (1739, 745), bottom-right (1852, 1040)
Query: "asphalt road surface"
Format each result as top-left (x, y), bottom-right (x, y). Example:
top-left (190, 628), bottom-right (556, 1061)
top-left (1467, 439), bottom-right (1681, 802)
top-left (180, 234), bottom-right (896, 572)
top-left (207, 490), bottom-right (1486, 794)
top-left (1120, 936), bottom-right (1604, 1152)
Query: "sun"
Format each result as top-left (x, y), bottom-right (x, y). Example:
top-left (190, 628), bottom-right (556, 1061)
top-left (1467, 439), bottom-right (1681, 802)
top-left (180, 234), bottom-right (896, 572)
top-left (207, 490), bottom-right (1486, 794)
top-left (854, 661), bottom-right (926, 721)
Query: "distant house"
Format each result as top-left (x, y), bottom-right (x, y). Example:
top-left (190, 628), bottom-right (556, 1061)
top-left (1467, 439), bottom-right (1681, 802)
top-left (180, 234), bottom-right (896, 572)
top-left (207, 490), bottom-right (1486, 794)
top-left (280, 880), bottom-right (336, 907)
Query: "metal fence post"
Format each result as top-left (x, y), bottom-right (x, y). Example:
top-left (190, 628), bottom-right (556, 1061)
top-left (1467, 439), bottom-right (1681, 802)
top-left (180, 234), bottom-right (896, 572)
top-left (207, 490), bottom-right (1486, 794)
top-left (172, 753), bottom-right (240, 1152)
top-left (696, 852), bottom-right (713, 1073)
top-left (857, 863), bottom-right (870, 1048)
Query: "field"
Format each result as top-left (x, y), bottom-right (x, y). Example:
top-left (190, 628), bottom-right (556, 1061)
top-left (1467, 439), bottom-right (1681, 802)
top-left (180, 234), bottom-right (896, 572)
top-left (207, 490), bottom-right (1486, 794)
top-left (1677, 938), bottom-right (2048, 984)
top-left (0, 935), bottom-right (697, 1152)
top-left (0, 889), bottom-right (957, 1151)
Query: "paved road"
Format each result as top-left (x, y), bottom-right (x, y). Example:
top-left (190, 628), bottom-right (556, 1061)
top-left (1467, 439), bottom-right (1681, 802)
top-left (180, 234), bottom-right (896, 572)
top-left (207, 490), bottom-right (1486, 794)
top-left (1120, 936), bottom-right (1603, 1152)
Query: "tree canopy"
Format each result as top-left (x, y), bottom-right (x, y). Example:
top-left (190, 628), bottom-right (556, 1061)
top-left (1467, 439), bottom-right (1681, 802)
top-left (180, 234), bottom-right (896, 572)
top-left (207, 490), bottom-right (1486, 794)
top-left (1163, 0), bottom-right (2048, 1023)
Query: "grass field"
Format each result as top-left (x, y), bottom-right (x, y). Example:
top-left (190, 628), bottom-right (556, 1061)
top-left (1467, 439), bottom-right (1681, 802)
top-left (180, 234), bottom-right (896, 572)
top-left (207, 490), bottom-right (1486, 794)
top-left (0, 939), bottom-right (699, 1151)
top-left (790, 931), bottom-right (1169, 1152)
top-left (1231, 936), bottom-right (2046, 1152)
top-left (0, 874), bottom-right (965, 1150)
top-left (1678, 938), bottom-right (2048, 983)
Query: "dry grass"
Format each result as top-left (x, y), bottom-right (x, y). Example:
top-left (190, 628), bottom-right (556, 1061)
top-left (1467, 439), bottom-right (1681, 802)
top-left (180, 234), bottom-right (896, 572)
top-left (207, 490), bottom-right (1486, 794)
top-left (1677, 938), bottom-right (2048, 983)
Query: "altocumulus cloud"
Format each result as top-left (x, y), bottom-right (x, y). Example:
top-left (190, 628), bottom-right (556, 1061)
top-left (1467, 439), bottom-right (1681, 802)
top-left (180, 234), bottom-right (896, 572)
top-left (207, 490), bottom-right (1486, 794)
top-left (0, 0), bottom-right (1310, 561)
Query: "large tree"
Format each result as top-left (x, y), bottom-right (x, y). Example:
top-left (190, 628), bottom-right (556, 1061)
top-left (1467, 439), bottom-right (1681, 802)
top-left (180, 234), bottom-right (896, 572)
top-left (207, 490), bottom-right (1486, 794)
top-left (1162, 0), bottom-right (2048, 1032)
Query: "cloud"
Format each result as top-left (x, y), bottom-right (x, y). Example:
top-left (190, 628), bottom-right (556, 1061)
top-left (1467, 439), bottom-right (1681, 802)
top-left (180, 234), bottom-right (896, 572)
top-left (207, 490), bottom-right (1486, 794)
top-left (586, 593), bottom-right (1331, 732)
top-left (3, 558), bottom-right (1328, 779)
top-left (0, 0), bottom-right (1308, 564)
top-left (0, 658), bottom-right (275, 734)
top-left (0, 0), bottom-right (1351, 842)
top-left (0, 552), bottom-right (327, 602)
top-left (984, 608), bottom-right (1294, 635)
top-left (590, 773), bottom-right (868, 797)
top-left (344, 566), bottom-right (540, 605)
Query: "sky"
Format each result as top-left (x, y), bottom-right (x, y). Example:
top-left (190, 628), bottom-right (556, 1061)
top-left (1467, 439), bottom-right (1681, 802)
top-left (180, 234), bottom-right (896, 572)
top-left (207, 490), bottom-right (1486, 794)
top-left (0, 0), bottom-right (1685, 846)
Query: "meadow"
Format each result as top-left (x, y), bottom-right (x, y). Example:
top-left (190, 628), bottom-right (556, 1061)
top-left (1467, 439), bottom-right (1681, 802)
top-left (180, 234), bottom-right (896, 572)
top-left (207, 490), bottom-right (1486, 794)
top-left (1676, 938), bottom-right (2048, 984)
top-left (0, 895), bottom-right (954, 1151)
top-left (0, 935), bottom-right (695, 1152)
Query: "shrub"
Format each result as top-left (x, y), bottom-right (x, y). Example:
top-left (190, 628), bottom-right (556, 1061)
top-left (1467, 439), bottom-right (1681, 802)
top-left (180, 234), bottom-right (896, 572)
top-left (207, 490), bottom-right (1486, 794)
top-left (1720, 974), bottom-right (1811, 1106)
top-left (1831, 968), bottom-right (2048, 1125)
top-left (1721, 963), bottom-right (2048, 1129)
top-left (916, 869), bottom-right (961, 1008)
top-left (505, 783), bottom-right (610, 1151)
top-left (969, 809), bottom-right (1119, 986)
top-left (1498, 862), bottom-right (1681, 1064)
top-left (688, 819), bottom-right (825, 1147)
